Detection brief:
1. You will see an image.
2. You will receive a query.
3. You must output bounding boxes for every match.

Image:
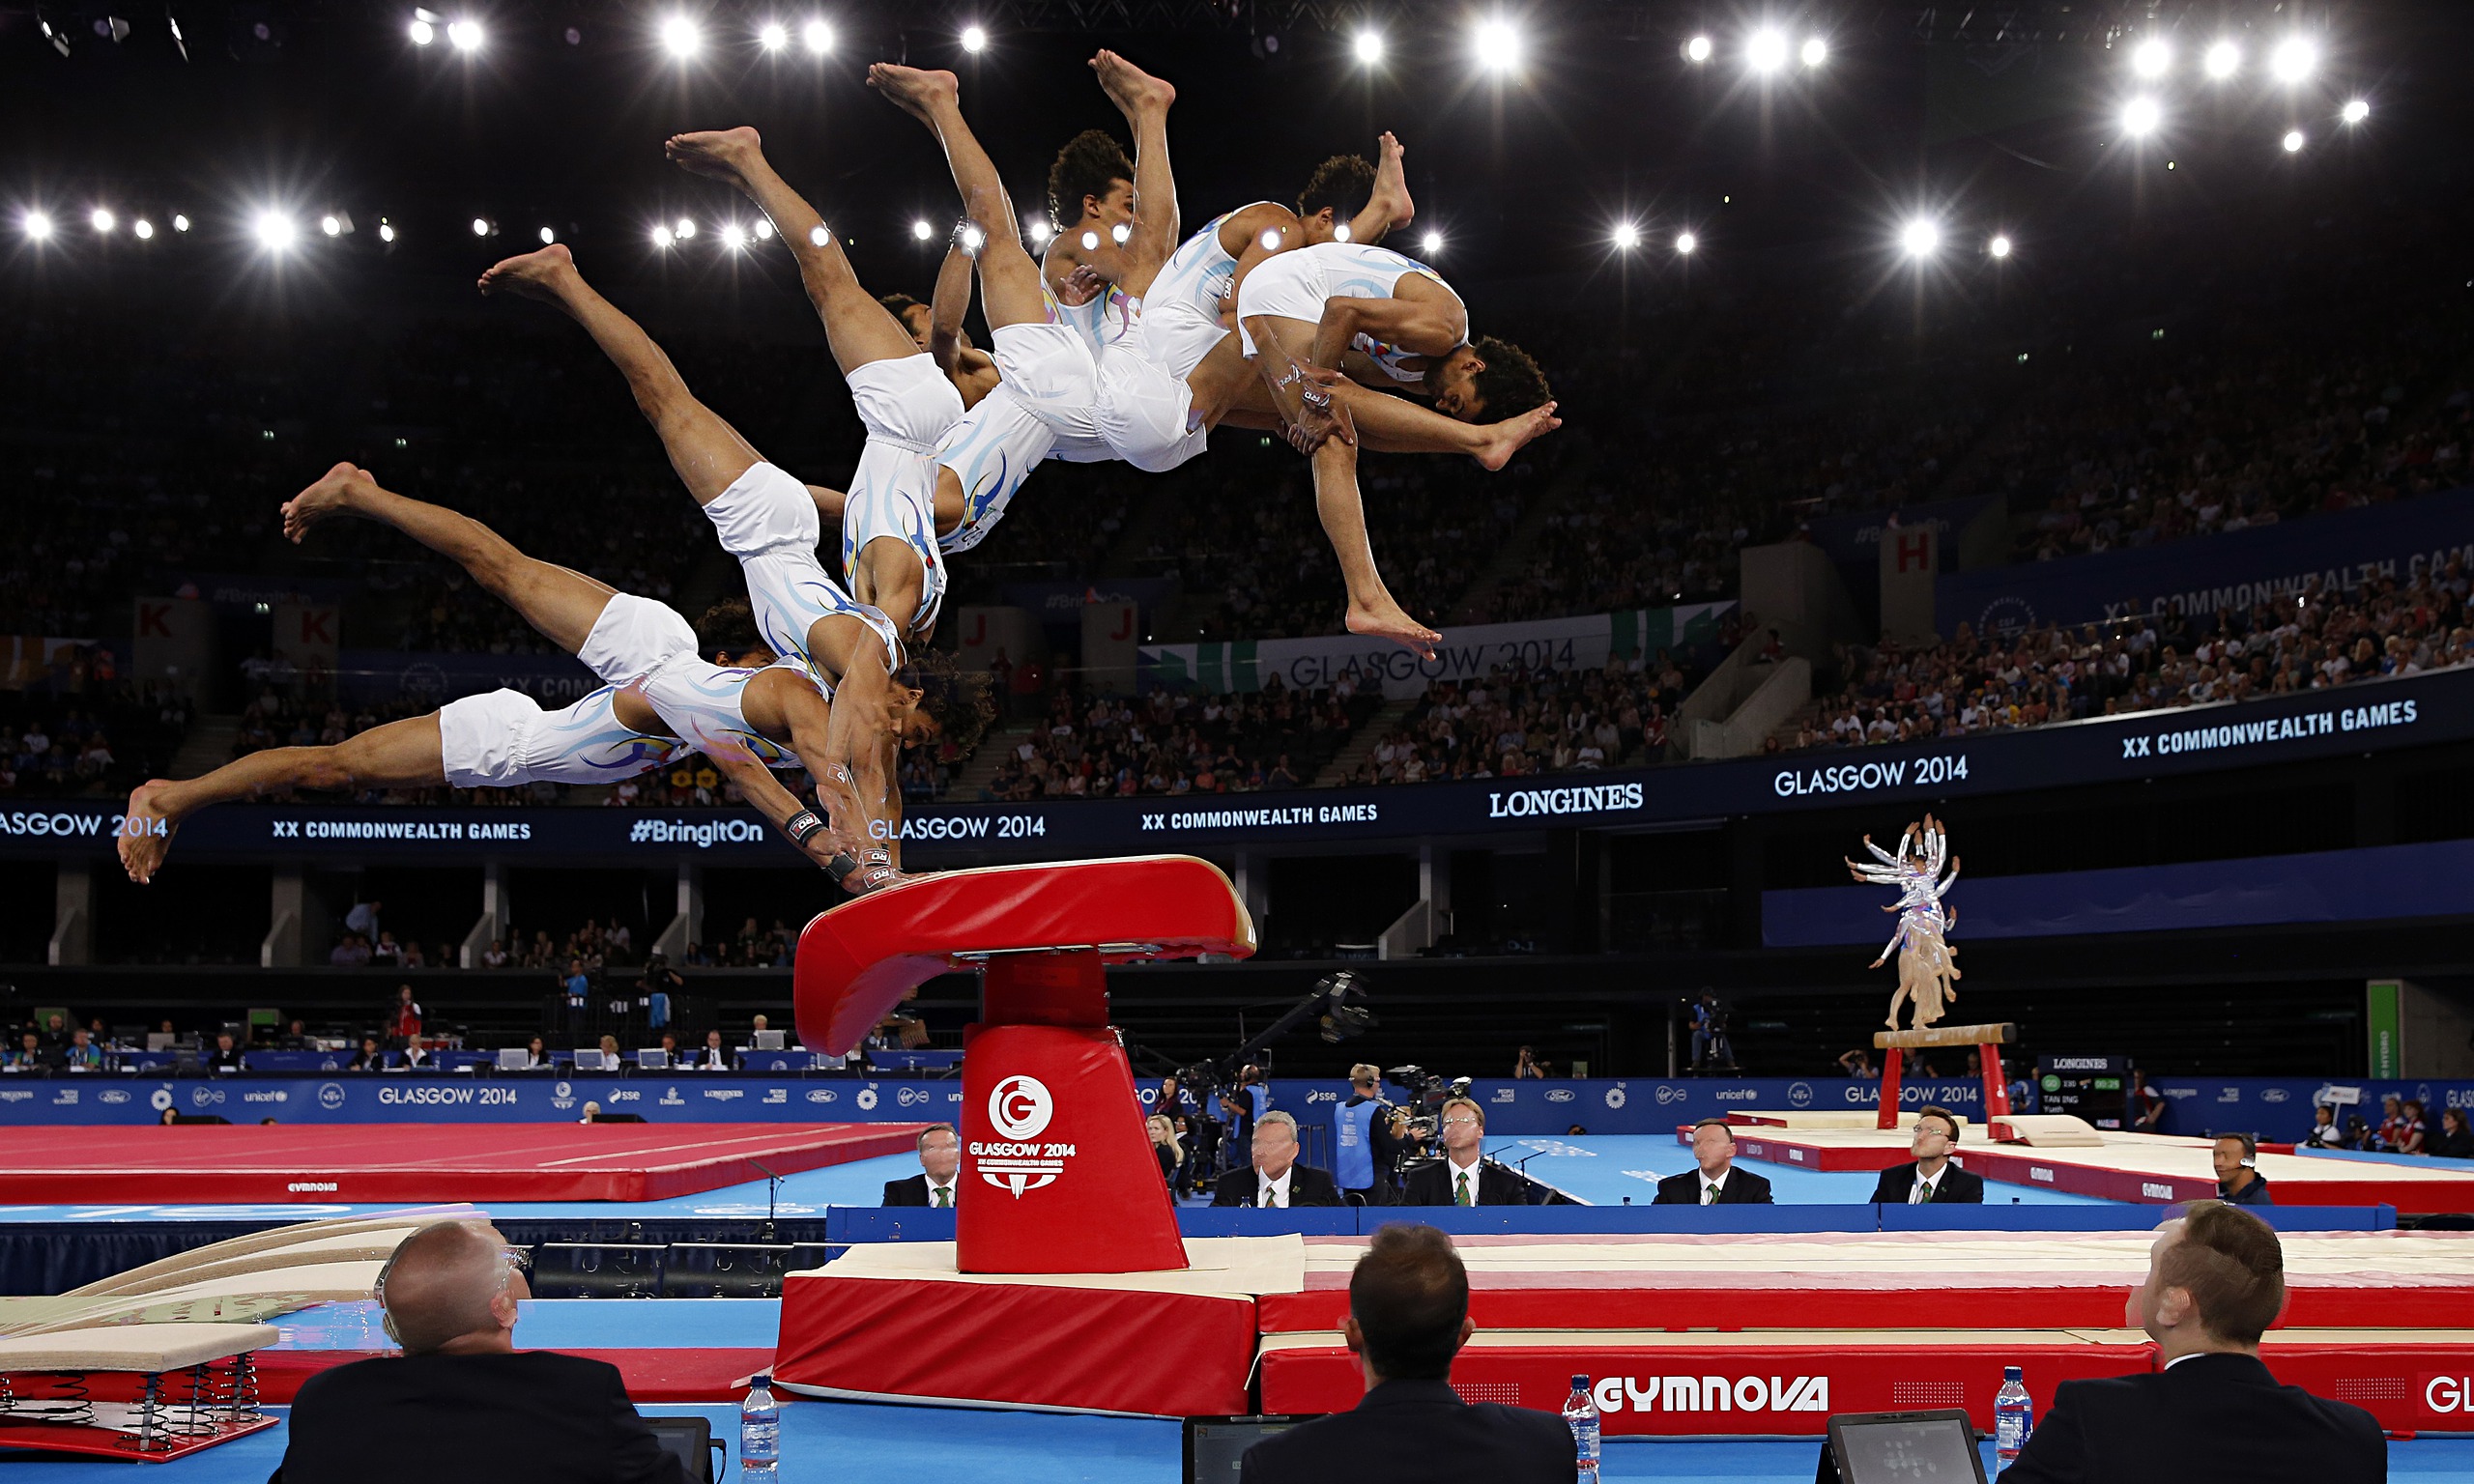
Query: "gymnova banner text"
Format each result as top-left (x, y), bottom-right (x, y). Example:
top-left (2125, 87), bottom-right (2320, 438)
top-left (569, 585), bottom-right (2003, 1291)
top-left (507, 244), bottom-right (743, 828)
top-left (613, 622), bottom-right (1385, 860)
top-left (1140, 603), bottom-right (1736, 699)
top-left (6, 666), bottom-right (2468, 864)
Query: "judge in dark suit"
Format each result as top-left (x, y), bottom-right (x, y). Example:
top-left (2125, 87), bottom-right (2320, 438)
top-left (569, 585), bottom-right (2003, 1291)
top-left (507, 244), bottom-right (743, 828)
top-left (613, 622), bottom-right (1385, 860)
top-left (1402, 1098), bottom-right (1530, 1206)
top-left (1238, 1223), bottom-right (1570, 1483)
top-left (1654, 1119), bottom-right (1776, 1205)
top-left (881, 1123), bottom-right (963, 1207)
top-left (1869, 1105), bottom-right (1985, 1204)
top-left (1212, 1111), bottom-right (1345, 1207)
top-left (2002, 1201), bottom-right (2383, 1483)
top-left (270, 1220), bottom-right (684, 1484)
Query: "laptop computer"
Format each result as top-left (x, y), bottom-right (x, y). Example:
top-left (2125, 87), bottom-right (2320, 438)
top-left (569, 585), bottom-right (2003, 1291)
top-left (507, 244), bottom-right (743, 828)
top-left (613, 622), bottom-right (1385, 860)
top-left (1184, 1415), bottom-right (1315, 1481)
top-left (1818, 1409), bottom-right (1989, 1484)
top-left (637, 1048), bottom-right (670, 1070)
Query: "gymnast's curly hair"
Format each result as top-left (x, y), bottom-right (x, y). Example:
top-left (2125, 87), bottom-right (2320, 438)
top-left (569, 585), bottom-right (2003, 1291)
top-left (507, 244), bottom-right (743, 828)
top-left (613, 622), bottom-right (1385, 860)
top-left (1297, 155), bottom-right (1375, 227)
top-left (1048, 129), bottom-right (1136, 226)
top-left (901, 646), bottom-right (997, 756)
top-left (878, 292), bottom-right (926, 323)
top-left (693, 599), bottom-right (767, 664)
top-left (1470, 335), bottom-right (1553, 419)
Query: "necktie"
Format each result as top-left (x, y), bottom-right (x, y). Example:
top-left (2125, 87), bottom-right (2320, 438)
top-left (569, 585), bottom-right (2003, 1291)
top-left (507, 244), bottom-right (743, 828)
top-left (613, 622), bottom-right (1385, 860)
top-left (1263, 1185), bottom-right (1280, 1209)
top-left (1704, 1182), bottom-right (1720, 1206)
top-left (935, 1185), bottom-right (950, 1208)
top-left (1455, 1171), bottom-right (1473, 1207)
top-left (1912, 1179), bottom-right (1932, 1205)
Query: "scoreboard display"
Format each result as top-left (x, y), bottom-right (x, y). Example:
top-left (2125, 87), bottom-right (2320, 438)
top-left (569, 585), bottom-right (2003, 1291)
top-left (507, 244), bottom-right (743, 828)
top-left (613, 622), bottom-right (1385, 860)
top-left (2038, 1054), bottom-right (2132, 1129)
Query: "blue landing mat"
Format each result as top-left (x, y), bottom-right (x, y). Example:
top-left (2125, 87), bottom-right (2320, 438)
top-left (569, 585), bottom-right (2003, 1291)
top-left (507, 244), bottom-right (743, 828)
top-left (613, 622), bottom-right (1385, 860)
top-left (1, 1403), bottom-right (2463, 1481)
top-left (267, 1298), bottom-right (783, 1351)
top-left (1505, 1135), bottom-right (2117, 1207)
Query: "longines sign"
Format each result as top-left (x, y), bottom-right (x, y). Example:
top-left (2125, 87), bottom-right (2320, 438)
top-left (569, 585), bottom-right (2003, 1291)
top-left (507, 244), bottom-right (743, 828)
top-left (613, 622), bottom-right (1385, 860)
top-left (6, 667), bottom-right (2467, 865)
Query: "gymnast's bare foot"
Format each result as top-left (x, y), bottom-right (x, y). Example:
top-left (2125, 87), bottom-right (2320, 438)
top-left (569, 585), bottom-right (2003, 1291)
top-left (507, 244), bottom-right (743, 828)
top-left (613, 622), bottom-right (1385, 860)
top-left (1370, 131), bottom-right (1414, 230)
top-left (1347, 598), bottom-right (1442, 663)
top-left (867, 63), bottom-right (960, 126)
top-left (118, 780), bottom-right (178, 884)
top-left (1089, 49), bottom-right (1175, 121)
top-left (280, 461), bottom-right (376, 543)
top-left (475, 243), bottom-right (577, 303)
top-left (1474, 400), bottom-right (1561, 471)
top-left (664, 126), bottom-right (764, 188)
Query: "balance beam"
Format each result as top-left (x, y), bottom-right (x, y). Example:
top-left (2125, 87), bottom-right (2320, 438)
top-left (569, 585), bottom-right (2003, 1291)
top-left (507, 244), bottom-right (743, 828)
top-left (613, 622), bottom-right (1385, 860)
top-left (1874, 1025), bottom-right (2018, 1135)
top-left (1873, 1022), bottom-right (2016, 1050)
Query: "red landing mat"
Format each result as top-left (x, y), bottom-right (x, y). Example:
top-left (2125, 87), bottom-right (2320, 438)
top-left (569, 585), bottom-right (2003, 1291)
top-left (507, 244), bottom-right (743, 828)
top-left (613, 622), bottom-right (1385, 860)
top-left (0, 1123), bottom-right (927, 1204)
top-left (249, 1348), bottom-right (768, 1403)
top-left (1259, 1329), bottom-right (2474, 1437)
top-left (0, 1413), bottom-right (280, 1462)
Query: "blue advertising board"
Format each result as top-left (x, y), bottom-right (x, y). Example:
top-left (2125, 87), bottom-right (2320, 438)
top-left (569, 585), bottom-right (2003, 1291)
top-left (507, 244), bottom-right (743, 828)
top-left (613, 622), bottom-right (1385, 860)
top-left (7, 667), bottom-right (2470, 867)
top-left (1937, 484), bottom-right (2474, 637)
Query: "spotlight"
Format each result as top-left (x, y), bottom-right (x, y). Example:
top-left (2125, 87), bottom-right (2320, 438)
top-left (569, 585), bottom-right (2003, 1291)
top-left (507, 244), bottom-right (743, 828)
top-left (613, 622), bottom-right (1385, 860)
top-left (538, 225), bottom-right (556, 244)
top-left (1085, 230), bottom-right (1103, 250)
top-left (446, 18), bottom-right (480, 50)
top-left (254, 211), bottom-right (298, 251)
top-left (409, 17), bottom-right (434, 44)
top-left (1610, 221), bottom-right (1640, 251)
top-left (1745, 29), bottom-right (1788, 73)
top-left (322, 214), bottom-right (344, 237)
top-left (675, 217), bottom-right (696, 239)
top-left (172, 214), bottom-right (191, 233)
top-left (2202, 41), bottom-right (2240, 79)
top-left (1025, 216), bottom-right (1053, 245)
top-left (1899, 218), bottom-right (1939, 257)
top-left (23, 211), bottom-right (54, 242)
top-left (720, 221), bottom-right (748, 250)
top-left (911, 219), bottom-right (934, 242)
top-left (960, 24), bottom-right (988, 53)
top-left (652, 224), bottom-right (676, 249)
top-left (91, 208), bottom-right (115, 234)
top-left (1988, 234), bottom-right (2012, 258)
top-left (1799, 36), bottom-right (1827, 68)
top-left (379, 221), bottom-right (396, 243)
top-left (2282, 128), bottom-right (2306, 154)
top-left (2269, 37), bottom-right (2316, 84)
top-left (2121, 97), bottom-right (2162, 137)
top-left (1674, 230), bottom-right (1697, 255)
top-left (1422, 230), bottom-right (1443, 254)
top-left (1683, 34), bottom-right (1712, 63)
top-left (660, 14), bottom-right (700, 58)
top-left (1333, 223), bottom-right (1352, 243)
top-left (802, 18), bottom-right (831, 53)
top-left (959, 223), bottom-right (986, 252)
top-left (2130, 38), bottom-right (2171, 78)
top-left (754, 218), bottom-right (775, 241)
top-left (133, 218), bottom-right (154, 240)
top-left (1111, 221), bottom-right (1131, 244)
top-left (758, 21), bottom-right (788, 51)
top-left (471, 217), bottom-right (490, 237)
top-left (1472, 17), bottom-right (1520, 73)
top-left (2342, 99), bottom-right (2370, 125)
top-left (808, 223), bottom-right (829, 246)
top-left (1257, 228), bottom-right (1281, 251)
top-left (1353, 29), bottom-right (1383, 65)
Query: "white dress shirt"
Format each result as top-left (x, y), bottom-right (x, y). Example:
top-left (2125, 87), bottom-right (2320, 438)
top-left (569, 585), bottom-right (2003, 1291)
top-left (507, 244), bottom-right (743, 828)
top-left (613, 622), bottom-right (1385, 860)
top-left (1257, 1167), bottom-right (1294, 1208)
top-left (1910, 1163), bottom-right (1945, 1204)
top-left (1447, 1153), bottom-right (1483, 1205)
top-left (1700, 1168), bottom-right (1732, 1205)
top-left (925, 1176), bottom-right (959, 1208)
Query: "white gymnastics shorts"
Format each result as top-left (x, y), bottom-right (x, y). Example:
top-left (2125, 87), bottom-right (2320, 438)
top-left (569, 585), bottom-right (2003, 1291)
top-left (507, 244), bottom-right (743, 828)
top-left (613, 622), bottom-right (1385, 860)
top-left (701, 461), bottom-right (873, 673)
top-left (1095, 316), bottom-right (1208, 474)
top-left (842, 356), bottom-right (963, 640)
top-left (1234, 242), bottom-right (1450, 359)
top-left (575, 592), bottom-right (702, 690)
top-left (437, 686), bottom-right (685, 788)
top-left (988, 321), bottom-right (1103, 442)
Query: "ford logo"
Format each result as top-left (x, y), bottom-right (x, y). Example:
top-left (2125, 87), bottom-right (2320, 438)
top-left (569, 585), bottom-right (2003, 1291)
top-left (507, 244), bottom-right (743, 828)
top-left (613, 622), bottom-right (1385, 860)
top-left (808, 1088), bottom-right (836, 1103)
top-left (2259, 1088), bottom-right (2291, 1104)
top-left (100, 1089), bottom-right (129, 1104)
top-left (1546, 1089), bottom-right (1575, 1103)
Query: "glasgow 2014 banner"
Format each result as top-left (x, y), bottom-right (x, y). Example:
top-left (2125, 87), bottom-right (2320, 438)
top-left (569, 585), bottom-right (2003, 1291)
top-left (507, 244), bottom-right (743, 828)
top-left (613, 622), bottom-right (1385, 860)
top-left (1936, 484), bottom-right (2474, 637)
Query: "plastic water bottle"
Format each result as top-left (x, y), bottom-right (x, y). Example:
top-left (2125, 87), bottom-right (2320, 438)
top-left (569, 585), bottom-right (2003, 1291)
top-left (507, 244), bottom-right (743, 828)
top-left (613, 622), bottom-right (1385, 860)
top-left (1994, 1365), bottom-right (2033, 1472)
top-left (1563, 1374), bottom-right (1601, 1483)
top-left (739, 1373), bottom-right (780, 1483)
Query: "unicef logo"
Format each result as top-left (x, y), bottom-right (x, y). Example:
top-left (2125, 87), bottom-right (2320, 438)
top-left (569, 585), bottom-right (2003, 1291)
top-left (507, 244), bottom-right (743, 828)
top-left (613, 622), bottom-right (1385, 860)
top-left (1654, 1084), bottom-right (1684, 1106)
top-left (1603, 1085), bottom-right (1628, 1110)
top-left (1788, 1081), bottom-right (1814, 1109)
top-left (150, 1089), bottom-right (174, 1112)
top-left (898, 1086), bottom-right (929, 1107)
top-left (990, 1074), bottom-right (1054, 1141)
top-left (856, 1087), bottom-right (878, 1111)
top-left (554, 1081), bottom-right (572, 1099)
top-left (318, 1083), bottom-right (347, 1110)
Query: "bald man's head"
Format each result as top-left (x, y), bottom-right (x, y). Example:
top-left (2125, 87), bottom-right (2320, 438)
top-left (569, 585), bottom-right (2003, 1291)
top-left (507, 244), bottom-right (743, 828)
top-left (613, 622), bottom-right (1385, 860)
top-left (378, 1221), bottom-right (526, 1355)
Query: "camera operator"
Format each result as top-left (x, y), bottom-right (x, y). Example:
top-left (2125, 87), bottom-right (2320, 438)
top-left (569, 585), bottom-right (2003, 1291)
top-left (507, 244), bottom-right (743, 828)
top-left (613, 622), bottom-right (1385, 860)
top-left (1688, 991), bottom-right (1737, 1074)
top-left (1219, 1063), bottom-right (1269, 1145)
top-left (1402, 1098), bottom-right (1530, 1207)
top-left (1334, 1064), bottom-right (1412, 1206)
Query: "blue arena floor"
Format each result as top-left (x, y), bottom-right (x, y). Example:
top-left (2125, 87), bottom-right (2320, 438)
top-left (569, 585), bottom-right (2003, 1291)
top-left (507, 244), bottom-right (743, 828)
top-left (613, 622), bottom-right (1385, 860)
top-left (1500, 1135), bottom-right (2117, 1207)
top-left (1, 1402), bottom-right (2464, 1481)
